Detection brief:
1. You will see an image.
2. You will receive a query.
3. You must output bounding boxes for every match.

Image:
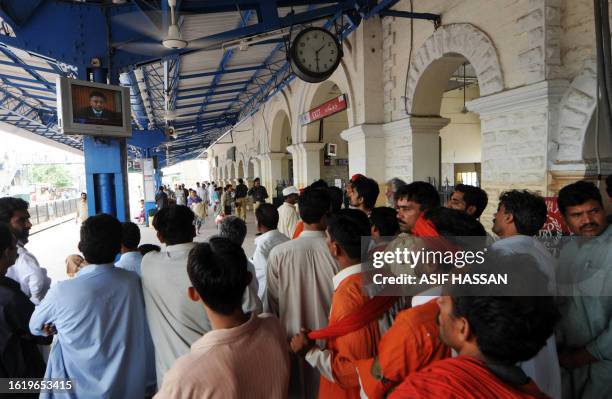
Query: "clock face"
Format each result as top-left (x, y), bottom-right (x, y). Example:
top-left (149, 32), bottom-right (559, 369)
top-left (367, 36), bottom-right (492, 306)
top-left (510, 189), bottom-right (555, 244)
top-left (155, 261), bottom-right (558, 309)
top-left (290, 27), bottom-right (342, 83)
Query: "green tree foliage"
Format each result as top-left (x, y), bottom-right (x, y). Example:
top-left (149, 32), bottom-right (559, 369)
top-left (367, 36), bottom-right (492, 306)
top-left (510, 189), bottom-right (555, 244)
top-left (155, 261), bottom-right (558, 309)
top-left (29, 165), bottom-right (73, 188)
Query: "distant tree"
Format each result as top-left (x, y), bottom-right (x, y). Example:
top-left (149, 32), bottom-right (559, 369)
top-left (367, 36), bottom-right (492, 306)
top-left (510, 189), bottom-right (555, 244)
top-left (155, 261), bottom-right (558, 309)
top-left (30, 164), bottom-right (73, 188)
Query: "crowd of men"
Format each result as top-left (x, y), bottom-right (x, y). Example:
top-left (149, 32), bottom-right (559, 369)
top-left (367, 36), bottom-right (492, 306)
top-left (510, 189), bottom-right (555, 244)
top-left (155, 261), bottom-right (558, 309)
top-left (0, 173), bottom-right (611, 399)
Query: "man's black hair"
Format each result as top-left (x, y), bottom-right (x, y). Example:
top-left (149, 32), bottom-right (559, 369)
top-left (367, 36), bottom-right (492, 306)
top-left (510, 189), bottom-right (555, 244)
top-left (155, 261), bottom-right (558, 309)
top-left (152, 205), bottom-right (195, 245)
top-left (79, 213), bottom-right (122, 264)
top-left (454, 184), bottom-right (489, 219)
top-left (121, 221), bottom-right (141, 250)
top-left (255, 203), bottom-right (279, 230)
top-left (253, 177), bottom-right (260, 183)
top-left (238, 178), bottom-right (244, 184)
top-left (138, 244), bottom-right (160, 256)
top-left (310, 179), bottom-right (329, 189)
top-left (369, 207), bottom-right (399, 236)
top-left (0, 222), bottom-right (13, 255)
top-left (0, 197), bottom-right (29, 223)
top-left (298, 187), bottom-right (331, 224)
top-left (327, 186), bottom-right (344, 213)
top-left (352, 177), bottom-right (380, 210)
top-left (89, 91), bottom-right (106, 100)
top-left (394, 181), bottom-right (440, 212)
top-left (425, 207), bottom-right (486, 237)
top-left (187, 237), bottom-right (250, 315)
top-left (557, 180), bottom-right (604, 216)
top-left (327, 209), bottom-right (371, 260)
top-left (498, 190), bottom-right (546, 236)
top-left (452, 295), bottom-right (559, 365)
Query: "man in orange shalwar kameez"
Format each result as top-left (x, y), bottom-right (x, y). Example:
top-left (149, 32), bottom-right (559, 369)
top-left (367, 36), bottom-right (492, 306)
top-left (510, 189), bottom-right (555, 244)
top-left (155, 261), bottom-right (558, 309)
top-left (290, 209), bottom-right (393, 399)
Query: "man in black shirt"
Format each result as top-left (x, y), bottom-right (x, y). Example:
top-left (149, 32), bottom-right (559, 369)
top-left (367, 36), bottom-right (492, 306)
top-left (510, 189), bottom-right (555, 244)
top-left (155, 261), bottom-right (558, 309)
top-left (155, 186), bottom-right (169, 210)
top-left (247, 178), bottom-right (269, 213)
top-left (234, 178), bottom-right (249, 221)
top-left (0, 222), bottom-right (49, 382)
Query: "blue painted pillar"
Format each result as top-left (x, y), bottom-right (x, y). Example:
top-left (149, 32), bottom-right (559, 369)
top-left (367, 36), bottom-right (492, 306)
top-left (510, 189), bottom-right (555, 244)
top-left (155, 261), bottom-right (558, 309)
top-left (82, 67), bottom-right (130, 221)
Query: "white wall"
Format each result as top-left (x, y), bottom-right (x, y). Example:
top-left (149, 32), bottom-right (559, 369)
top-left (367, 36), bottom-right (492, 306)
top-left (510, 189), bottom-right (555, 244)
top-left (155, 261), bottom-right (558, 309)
top-left (440, 85), bottom-right (482, 164)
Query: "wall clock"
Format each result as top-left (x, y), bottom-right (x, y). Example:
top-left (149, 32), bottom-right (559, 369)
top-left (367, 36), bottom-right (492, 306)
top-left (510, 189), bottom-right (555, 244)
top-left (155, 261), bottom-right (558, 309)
top-left (289, 27), bottom-right (343, 83)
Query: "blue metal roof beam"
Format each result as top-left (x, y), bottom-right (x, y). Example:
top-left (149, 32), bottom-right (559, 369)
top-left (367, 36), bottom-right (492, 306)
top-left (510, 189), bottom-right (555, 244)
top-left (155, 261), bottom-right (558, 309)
top-left (175, 96), bottom-right (237, 110)
top-left (167, 55), bottom-right (181, 114)
top-left (180, 65), bottom-right (264, 80)
top-left (177, 87), bottom-right (245, 101)
top-left (193, 10), bottom-right (254, 120)
top-left (0, 84), bottom-right (81, 150)
top-left (0, 46), bottom-right (54, 91)
top-left (177, 80), bottom-right (251, 94)
top-left (119, 71), bottom-right (149, 129)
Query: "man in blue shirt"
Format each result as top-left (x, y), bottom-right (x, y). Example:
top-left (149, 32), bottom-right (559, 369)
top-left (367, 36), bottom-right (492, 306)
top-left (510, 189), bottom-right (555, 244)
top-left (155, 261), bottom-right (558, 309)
top-left (116, 221), bottom-right (144, 277)
top-left (556, 181), bottom-right (612, 399)
top-left (29, 214), bottom-right (153, 398)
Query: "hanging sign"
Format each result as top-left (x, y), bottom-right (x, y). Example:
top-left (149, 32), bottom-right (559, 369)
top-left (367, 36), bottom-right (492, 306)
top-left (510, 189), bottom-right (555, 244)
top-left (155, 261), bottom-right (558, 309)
top-left (299, 94), bottom-right (347, 125)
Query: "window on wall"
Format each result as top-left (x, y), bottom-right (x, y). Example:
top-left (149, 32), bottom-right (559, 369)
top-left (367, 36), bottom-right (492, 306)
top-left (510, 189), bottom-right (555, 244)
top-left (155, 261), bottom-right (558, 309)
top-left (454, 163), bottom-right (481, 187)
top-left (456, 171), bottom-right (478, 186)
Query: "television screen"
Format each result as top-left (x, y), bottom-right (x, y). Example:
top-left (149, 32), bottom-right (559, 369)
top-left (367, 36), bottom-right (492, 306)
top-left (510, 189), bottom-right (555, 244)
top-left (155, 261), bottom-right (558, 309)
top-left (57, 77), bottom-right (132, 138)
top-left (71, 85), bottom-right (123, 127)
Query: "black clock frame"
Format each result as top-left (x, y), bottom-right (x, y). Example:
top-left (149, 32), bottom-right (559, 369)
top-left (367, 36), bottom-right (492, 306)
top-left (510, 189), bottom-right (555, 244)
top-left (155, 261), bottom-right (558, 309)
top-left (289, 27), bottom-right (343, 84)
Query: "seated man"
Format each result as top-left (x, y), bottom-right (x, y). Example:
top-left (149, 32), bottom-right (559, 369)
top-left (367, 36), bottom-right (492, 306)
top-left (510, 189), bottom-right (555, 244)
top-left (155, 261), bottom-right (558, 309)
top-left (30, 214), bottom-right (152, 398)
top-left (0, 222), bottom-right (49, 383)
top-left (389, 295), bottom-right (559, 399)
top-left (156, 237), bottom-right (290, 398)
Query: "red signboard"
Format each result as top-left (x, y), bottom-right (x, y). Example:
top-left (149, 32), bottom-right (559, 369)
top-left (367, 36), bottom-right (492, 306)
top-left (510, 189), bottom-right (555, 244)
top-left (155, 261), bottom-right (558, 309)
top-left (539, 197), bottom-right (570, 237)
top-left (299, 94), bottom-right (347, 125)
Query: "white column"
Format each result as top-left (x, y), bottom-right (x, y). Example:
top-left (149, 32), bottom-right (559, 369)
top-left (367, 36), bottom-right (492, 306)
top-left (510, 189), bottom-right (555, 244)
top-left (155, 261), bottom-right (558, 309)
top-left (467, 80), bottom-right (568, 227)
top-left (340, 124), bottom-right (385, 182)
top-left (257, 152), bottom-right (288, 200)
top-left (250, 158), bottom-right (261, 181)
top-left (287, 142), bottom-right (325, 188)
top-left (409, 117), bottom-right (451, 184)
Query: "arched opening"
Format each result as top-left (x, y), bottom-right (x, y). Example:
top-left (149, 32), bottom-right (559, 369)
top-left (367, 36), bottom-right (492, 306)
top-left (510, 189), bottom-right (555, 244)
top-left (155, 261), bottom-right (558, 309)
top-left (237, 159), bottom-right (245, 179)
top-left (229, 162), bottom-right (236, 182)
top-left (409, 55), bottom-right (483, 197)
top-left (269, 110), bottom-right (293, 186)
top-left (247, 159), bottom-right (254, 180)
top-left (440, 61), bottom-right (482, 188)
top-left (305, 81), bottom-right (349, 186)
top-left (405, 24), bottom-right (504, 208)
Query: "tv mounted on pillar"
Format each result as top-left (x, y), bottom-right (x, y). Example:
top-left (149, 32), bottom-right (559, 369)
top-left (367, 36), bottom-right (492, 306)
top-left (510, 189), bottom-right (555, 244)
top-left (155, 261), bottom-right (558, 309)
top-left (56, 77), bottom-right (132, 137)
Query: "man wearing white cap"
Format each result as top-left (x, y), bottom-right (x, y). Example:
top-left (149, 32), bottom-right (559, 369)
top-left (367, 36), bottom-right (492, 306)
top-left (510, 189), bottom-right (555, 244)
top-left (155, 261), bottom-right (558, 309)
top-left (277, 186), bottom-right (300, 239)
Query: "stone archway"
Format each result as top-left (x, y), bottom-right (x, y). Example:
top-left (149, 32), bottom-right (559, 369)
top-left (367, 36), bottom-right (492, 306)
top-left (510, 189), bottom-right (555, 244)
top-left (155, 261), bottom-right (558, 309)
top-left (405, 23), bottom-right (503, 115)
top-left (395, 24), bottom-right (504, 187)
top-left (237, 159), bottom-right (245, 179)
top-left (553, 59), bottom-right (598, 166)
top-left (550, 59), bottom-right (612, 194)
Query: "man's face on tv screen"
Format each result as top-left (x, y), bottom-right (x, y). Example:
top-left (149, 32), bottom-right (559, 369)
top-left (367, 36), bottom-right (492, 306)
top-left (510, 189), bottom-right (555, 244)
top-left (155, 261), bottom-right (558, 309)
top-left (90, 95), bottom-right (106, 112)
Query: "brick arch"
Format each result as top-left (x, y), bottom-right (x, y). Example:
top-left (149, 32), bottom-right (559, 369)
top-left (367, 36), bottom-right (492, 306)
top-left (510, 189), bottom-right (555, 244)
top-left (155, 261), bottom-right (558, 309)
top-left (405, 23), bottom-right (504, 115)
top-left (553, 59), bottom-right (597, 165)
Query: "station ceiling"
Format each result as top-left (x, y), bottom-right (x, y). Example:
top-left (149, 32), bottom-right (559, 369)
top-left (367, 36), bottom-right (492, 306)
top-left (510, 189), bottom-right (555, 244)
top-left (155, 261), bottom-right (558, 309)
top-left (0, 0), bottom-right (419, 166)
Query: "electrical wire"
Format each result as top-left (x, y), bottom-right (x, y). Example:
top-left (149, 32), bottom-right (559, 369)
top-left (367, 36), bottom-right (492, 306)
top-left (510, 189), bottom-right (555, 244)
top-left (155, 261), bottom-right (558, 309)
top-left (403, 0), bottom-right (414, 115)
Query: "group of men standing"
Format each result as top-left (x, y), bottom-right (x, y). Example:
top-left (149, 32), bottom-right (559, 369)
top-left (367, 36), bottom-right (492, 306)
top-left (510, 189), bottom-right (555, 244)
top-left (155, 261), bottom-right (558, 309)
top-left (0, 174), bottom-right (610, 399)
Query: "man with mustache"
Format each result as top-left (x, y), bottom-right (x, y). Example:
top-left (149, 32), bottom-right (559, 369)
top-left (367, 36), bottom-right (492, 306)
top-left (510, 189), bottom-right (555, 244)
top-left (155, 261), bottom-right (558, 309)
top-left (556, 180), bottom-right (612, 399)
top-left (0, 197), bottom-right (51, 304)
